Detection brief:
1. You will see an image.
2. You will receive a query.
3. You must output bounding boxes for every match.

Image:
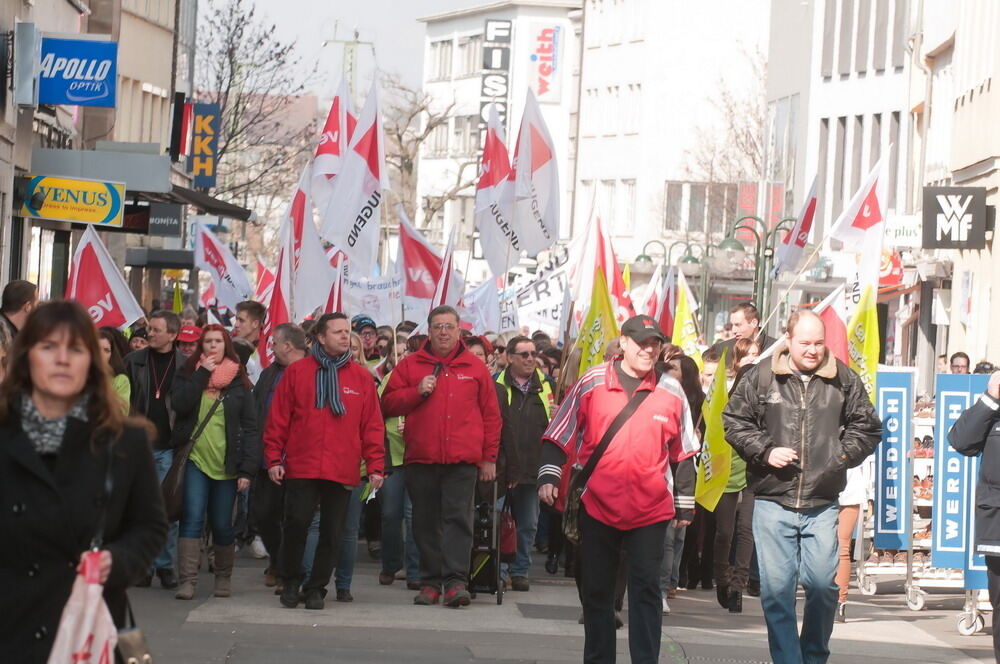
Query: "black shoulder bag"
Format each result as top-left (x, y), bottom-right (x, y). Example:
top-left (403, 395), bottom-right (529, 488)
top-left (161, 391), bottom-right (228, 523)
top-left (562, 385), bottom-right (655, 544)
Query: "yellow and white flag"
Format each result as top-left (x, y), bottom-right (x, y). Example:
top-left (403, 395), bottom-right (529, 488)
top-left (696, 349), bottom-right (730, 511)
top-left (671, 268), bottom-right (702, 369)
top-left (577, 269), bottom-right (620, 375)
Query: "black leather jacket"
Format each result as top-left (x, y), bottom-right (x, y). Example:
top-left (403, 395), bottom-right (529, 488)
top-left (722, 346), bottom-right (882, 510)
top-left (949, 393), bottom-right (1000, 554)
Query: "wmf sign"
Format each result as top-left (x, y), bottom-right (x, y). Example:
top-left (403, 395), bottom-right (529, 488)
top-left (922, 186), bottom-right (986, 249)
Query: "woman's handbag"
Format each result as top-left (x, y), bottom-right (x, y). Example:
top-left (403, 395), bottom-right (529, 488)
top-left (115, 597), bottom-right (152, 664)
top-left (562, 386), bottom-right (655, 545)
top-left (499, 497), bottom-right (517, 562)
top-left (161, 393), bottom-right (227, 522)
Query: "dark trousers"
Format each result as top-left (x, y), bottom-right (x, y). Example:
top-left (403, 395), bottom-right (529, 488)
top-left (681, 504), bottom-right (715, 587)
top-left (405, 462), bottom-right (478, 589)
top-left (279, 478), bottom-right (351, 594)
top-left (713, 489), bottom-right (756, 591)
top-left (580, 506), bottom-right (668, 664)
top-left (252, 468), bottom-right (284, 569)
top-left (986, 555), bottom-right (1000, 661)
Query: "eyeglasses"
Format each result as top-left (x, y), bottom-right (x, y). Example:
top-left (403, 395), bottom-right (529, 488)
top-left (360, 330), bottom-right (377, 337)
top-left (511, 351), bottom-right (539, 360)
top-left (951, 364), bottom-right (968, 370)
top-left (431, 323), bottom-right (457, 332)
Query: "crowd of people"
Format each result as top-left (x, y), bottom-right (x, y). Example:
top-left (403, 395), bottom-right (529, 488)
top-left (13, 275), bottom-right (1000, 663)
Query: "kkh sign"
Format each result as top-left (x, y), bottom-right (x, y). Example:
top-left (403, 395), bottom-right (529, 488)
top-left (922, 186), bottom-right (986, 249)
top-left (19, 175), bottom-right (124, 227)
top-left (189, 103), bottom-right (220, 188)
top-left (38, 37), bottom-right (118, 107)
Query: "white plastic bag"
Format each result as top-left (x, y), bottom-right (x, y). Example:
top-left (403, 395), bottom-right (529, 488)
top-left (46, 550), bottom-right (117, 664)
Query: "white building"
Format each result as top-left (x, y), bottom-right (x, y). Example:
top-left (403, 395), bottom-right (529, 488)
top-left (416, 0), bottom-right (581, 285)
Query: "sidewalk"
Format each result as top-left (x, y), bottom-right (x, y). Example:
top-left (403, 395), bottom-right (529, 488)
top-left (128, 550), bottom-right (995, 662)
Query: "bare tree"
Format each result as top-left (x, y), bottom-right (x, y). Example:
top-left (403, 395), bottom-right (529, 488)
top-left (196, 0), bottom-right (317, 204)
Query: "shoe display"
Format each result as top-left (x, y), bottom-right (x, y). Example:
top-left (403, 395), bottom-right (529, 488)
top-left (836, 601), bottom-right (847, 623)
top-left (661, 597), bottom-right (671, 615)
top-left (304, 589), bottom-right (324, 610)
top-left (336, 588), bottom-right (354, 602)
top-left (727, 589), bottom-right (742, 614)
top-left (378, 571), bottom-right (395, 585)
top-left (414, 586), bottom-right (441, 606)
top-left (510, 576), bottom-right (530, 591)
top-left (443, 584), bottom-right (472, 608)
top-left (716, 584), bottom-right (730, 609)
top-left (249, 536), bottom-right (268, 559)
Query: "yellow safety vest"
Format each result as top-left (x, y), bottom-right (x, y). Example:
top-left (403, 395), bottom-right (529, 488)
top-left (496, 369), bottom-right (553, 421)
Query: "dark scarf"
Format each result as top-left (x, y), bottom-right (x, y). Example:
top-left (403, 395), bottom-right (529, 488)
top-left (311, 344), bottom-right (352, 416)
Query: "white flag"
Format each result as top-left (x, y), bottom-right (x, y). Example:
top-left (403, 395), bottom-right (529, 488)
top-left (66, 226), bottom-right (144, 330)
top-left (475, 103), bottom-right (518, 275)
top-left (312, 78), bottom-right (357, 213)
top-left (829, 158), bottom-right (886, 252)
top-left (194, 220), bottom-right (253, 311)
top-left (511, 89), bottom-right (559, 255)
top-left (771, 174), bottom-right (818, 278)
top-left (278, 166), bottom-right (335, 322)
top-left (462, 278), bottom-right (502, 334)
top-left (318, 79), bottom-right (387, 276)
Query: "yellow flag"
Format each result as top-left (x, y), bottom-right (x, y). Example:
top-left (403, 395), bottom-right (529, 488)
top-left (671, 270), bottom-right (702, 368)
top-left (577, 270), bottom-right (619, 375)
top-left (622, 263), bottom-right (631, 292)
top-left (847, 241), bottom-right (880, 402)
top-left (696, 349), bottom-right (731, 510)
top-left (172, 281), bottom-right (183, 314)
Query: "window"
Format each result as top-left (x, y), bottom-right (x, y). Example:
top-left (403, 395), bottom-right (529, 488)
top-left (429, 40), bottom-right (453, 80)
top-left (621, 179), bottom-right (636, 233)
top-left (821, 0), bottom-right (836, 77)
top-left (688, 183), bottom-right (706, 234)
top-left (707, 184), bottom-right (726, 235)
top-left (452, 115), bottom-right (478, 156)
top-left (839, 0), bottom-right (854, 75)
top-left (603, 87), bottom-right (617, 135)
top-left (586, 0), bottom-right (603, 47)
top-left (889, 111), bottom-right (900, 207)
top-left (856, 0), bottom-right (870, 74)
top-left (851, 115), bottom-right (864, 193)
top-left (873, 0), bottom-right (888, 71)
top-left (833, 116), bottom-right (847, 220)
top-left (457, 35), bottom-right (483, 77)
top-left (623, 84), bottom-right (641, 133)
top-left (817, 118), bottom-right (830, 238)
top-left (607, 0), bottom-right (622, 44)
top-left (870, 113), bottom-right (882, 167)
top-left (600, 180), bottom-right (617, 223)
top-left (427, 122), bottom-right (449, 156)
top-left (664, 181), bottom-right (683, 231)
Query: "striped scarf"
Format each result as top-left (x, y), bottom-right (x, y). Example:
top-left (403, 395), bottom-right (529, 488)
top-left (311, 344), bottom-right (351, 416)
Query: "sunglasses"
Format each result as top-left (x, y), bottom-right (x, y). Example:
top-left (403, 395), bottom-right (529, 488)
top-left (511, 351), bottom-right (539, 360)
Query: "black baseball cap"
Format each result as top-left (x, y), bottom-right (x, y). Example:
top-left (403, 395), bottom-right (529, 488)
top-left (621, 315), bottom-right (666, 343)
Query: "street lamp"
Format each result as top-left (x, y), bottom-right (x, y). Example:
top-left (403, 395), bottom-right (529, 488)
top-left (722, 215), bottom-right (797, 317)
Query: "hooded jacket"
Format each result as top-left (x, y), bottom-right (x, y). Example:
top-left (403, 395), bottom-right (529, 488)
top-left (381, 340), bottom-right (501, 466)
top-left (949, 393), bottom-right (1000, 555)
top-left (722, 343), bottom-right (882, 510)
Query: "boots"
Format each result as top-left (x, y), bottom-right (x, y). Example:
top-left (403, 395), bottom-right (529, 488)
top-left (213, 544), bottom-right (235, 597)
top-left (174, 537), bottom-right (201, 600)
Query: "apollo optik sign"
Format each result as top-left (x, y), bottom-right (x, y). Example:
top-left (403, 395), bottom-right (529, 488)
top-left (38, 37), bottom-right (118, 107)
top-left (19, 175), bottom-right (125, 228)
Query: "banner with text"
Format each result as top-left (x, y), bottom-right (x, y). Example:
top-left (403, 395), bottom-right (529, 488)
top-left (874, 370), bottom-right (913, 549)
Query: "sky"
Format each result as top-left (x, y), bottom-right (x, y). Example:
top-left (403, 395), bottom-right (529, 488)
top-left (253, 0), bottom-right (474, 99)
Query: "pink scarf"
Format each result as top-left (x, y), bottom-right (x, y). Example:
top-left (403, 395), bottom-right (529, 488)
top-left (198, 357), bottom-right (240, 396)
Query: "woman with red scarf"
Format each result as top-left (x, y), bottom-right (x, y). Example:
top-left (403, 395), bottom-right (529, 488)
top-left (170, 324), bottom-right (259, 600)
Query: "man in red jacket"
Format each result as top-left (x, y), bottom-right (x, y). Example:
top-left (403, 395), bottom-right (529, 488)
top-left (382, 305), bottom-right (501, 608)
top-left (264, 312), bottom-right (385, 610)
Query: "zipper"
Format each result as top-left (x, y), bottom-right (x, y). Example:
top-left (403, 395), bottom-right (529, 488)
top-left (795, 377), bottom-right (810, 509)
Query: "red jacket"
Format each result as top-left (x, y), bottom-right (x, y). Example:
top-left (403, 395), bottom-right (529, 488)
top-left (263, 356), bottom-right (385, 484)
top-left (543, 361), bottom-right (700, 530)
top-left (381, 341), bottom-right (501, 466)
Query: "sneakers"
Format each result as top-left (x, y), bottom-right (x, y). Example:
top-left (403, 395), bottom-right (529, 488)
top-left (510, 576), bottom-right (530, 591)
top-left (662, 597), bottom-right (671, 615)
top-left (378, 571), bottom-right (396, 585)
top-left (443, 584), bottom-right (472, 608)
top-left (249, 536), bottom-right (268, 559)
top-left (413, 586), bottom-right (441, 605)
top-left (336, 589), bottom-right (354, 602)
top-left (304, 589), bottom-right (324, 610)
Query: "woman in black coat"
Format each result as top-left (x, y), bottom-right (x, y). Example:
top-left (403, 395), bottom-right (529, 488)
top-left (170, 323), bottom-right (259, 601)
top-left (0, 301), bottom-right (167, 662)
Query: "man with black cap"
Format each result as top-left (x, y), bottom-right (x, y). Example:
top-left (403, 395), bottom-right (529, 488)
top-left (538, 315), bottom-right (700, 664)
top-left (352, 314), bottom-right (381, 366)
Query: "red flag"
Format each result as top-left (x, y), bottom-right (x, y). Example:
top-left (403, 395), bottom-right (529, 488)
top-left (324, 254), bottom-right (345, 314)
top-left (313, 77), bottom-right (358, 212)
top-left (813, 284), bottom-right (849, 364)
top-left (510, 89), bottom-right (559, 254)
top-left (594, 216), bottom-right (635, 323)
top-left (771, 175), bottom-right (818, 278)
top-left (399, 209), bottom-right (444, 299)
top-left (253, 257), bottom-right (276, 306)
top-left (66, 226), bottom-right (144, 330)
top-left (199, 281), bottom-right (216, 309)
top-left (475, 103), bottom-right (518, 275)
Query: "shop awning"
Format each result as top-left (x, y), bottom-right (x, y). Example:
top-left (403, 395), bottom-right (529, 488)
top-left (135, 185), bottom-right (255, 222)
top-left (125, 247), bottom-right (194, 269)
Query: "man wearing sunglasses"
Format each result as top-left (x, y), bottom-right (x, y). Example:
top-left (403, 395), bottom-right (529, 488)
top-left (495, 336), bottom-right (556, 592)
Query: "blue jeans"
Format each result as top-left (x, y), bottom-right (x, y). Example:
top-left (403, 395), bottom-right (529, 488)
top-left (661, 521), bottom-right (687, 593)
top-left (380, 468), bottom-right (419, 582)
top-left (753, 499), bottom-right (839, 664)
top-left (151, 449), bottom-right (178, 572)
top-left (334, 484), bottom-right (365, 590)
top-left (501, 483), bottom-right (541, 579)
top-left (178, 461), bottom-right (237, 546)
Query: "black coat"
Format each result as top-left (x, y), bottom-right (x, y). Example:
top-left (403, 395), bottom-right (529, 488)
top-left (949, 394), bottom-right (1000, 554)
top-left (170, 366), bottom-right (260, 479)
top-left (0, 417), bottom-right (167, 663)
top-left (123, 347), bottom-right (186, 444)
top-left (495, 369), bottom-right (554, 485)
top-left (723, 347), bottom-right (882, 510)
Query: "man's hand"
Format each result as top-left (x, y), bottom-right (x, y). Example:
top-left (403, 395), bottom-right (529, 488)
top-left (418, 375), bottom-right (437, 397)
top-left (989, 371), bottom-right (1000, 400)
top-left (268, 465), bottom-right (285, 485)
top-left (97, 550), bottom-right (113, 584)
top-left (368, 473), bottom-right (384, 492)
top-left (538, 483), bottom-right (559, 506)
top-left (674, 520), bottom-right (691, 528)
top-left (479, 461), bottom-right (496, 482)
top-left (237, 478), bottom-right (250, 492)
top-left (767, 447), bottom-right (799, 469)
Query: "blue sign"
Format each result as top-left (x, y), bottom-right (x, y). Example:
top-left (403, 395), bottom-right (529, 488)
top-left (961, 375), bottom-right (990, 589)
top-left (38, 38), bottom-right (118, 108)
top-left (874, 370), bottom-right (913, 549)
top-left (188, 103), bottom-right (220, 188)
